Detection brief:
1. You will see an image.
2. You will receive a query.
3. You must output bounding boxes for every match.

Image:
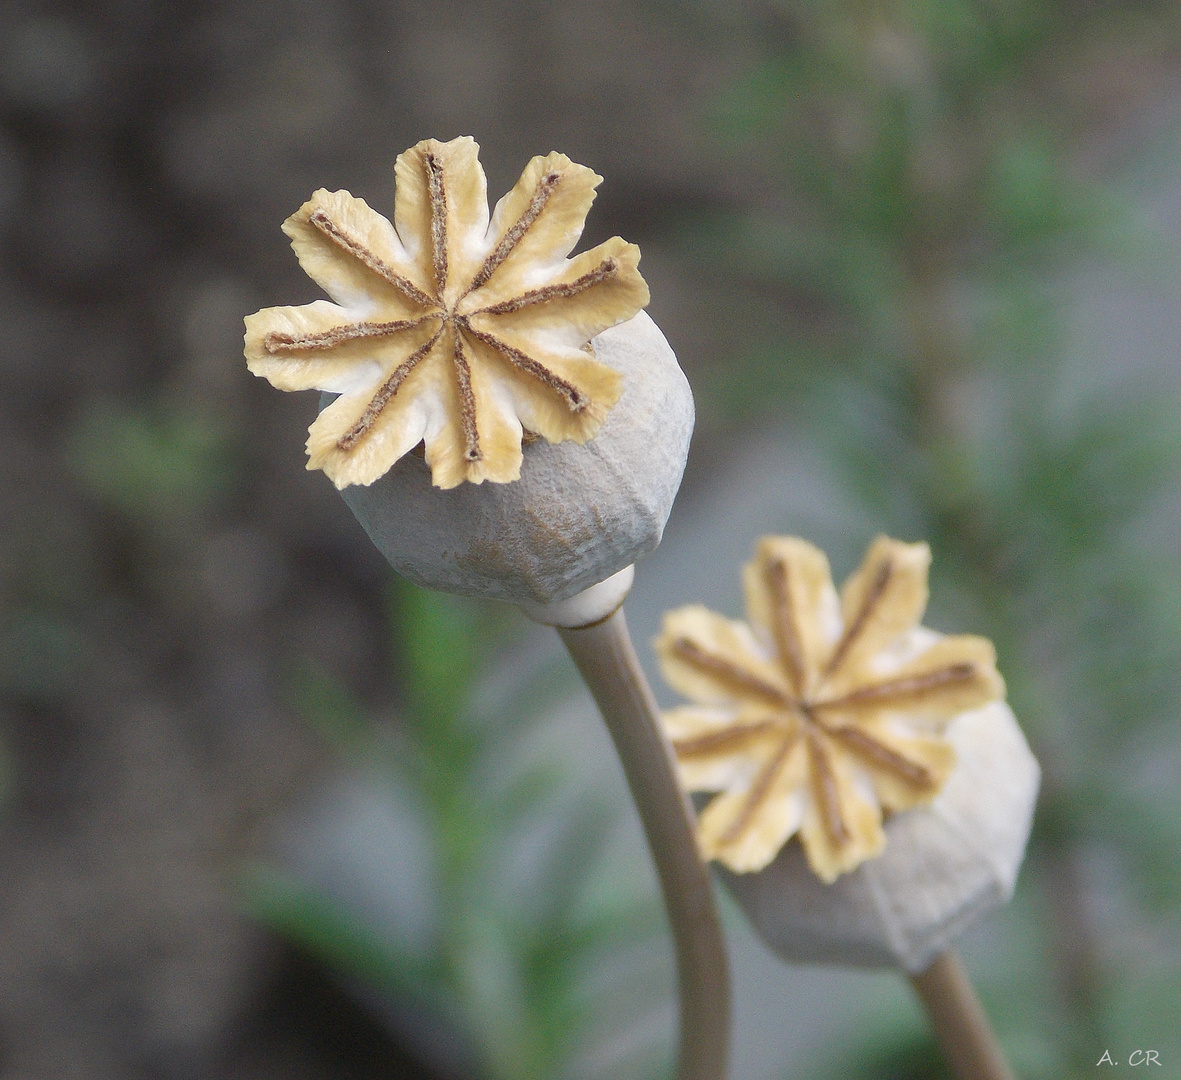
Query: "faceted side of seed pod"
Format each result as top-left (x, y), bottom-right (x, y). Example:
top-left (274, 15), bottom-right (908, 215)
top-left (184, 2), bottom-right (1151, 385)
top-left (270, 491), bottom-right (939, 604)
top-left (721, 701), bottom-right (1039, 973)
top-left (337, 311), bottom-right (693, 605)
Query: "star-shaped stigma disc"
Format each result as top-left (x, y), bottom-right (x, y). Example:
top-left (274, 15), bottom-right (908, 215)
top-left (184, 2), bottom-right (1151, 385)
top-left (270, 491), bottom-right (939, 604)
top-left (245, 137), bottom-right (649, 489)
top-left (655, 536), bottom-right (1006, 883)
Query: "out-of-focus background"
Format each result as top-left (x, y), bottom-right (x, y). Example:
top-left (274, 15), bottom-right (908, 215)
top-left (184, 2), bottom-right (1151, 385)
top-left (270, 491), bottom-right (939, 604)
top-left (2, 1), bottom-right (1180, 1078)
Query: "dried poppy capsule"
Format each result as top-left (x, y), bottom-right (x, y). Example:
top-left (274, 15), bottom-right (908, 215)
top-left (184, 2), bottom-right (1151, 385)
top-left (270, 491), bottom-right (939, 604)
top-left (245, 137), bottom-right (693, 604)
top-left (722, 699), bottom-right (1039, 971)
top-left (656, 535), bottom-right (1040, 970)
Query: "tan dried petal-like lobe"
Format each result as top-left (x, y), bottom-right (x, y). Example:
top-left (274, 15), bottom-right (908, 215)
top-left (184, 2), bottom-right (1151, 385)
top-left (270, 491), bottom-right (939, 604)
top-left (655, 605), bottom-right (793, 708)
top-left (665, 704), bottom-right (789, 791)
top-left (245, 301), bottom-right (427, 393)
top-left (798, 736), bottom-right (887, 883)
top-left (476, 152), bottom-right (601, 291)
top-left (742, 536), bottom-right (840, 699)
top-left (463, 324), bottom-right (622, 444)
top-left (462, 238), bottom-right (649, 346)
top-left (834, 723), bottom-right (956, 811)
top-left (697, 738), bottom-right (807, 873)
top-left (818, 634), bottom-right (1004, 725)
top-left (423, 337), bottom-right (526, 490)
top-left (394, 137), bottom-right (490, 301)
top-left (826, 536), bottom-right (931, 692)
top-left (284, 189), bottom-right (432, 314)
top-left (306, 323), bottom-right (445, 487)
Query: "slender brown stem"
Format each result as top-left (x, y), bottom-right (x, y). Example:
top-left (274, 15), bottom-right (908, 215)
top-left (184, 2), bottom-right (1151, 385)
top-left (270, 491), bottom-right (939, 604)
top-left (558, 609), bottom-right (730, 1080)
top-left (908, 950), bottom-right (1016, 1080)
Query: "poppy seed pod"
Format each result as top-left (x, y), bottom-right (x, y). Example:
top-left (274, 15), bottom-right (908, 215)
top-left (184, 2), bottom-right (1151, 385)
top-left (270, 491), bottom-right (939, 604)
top-left (245, 137), bottom-right (694, 604)
top-left (720, 700), bottom-right (1040, 972)
top-left (340, 310), bottom-right (693, 604)
top-left (655, 535), bottom-right (1040, 975)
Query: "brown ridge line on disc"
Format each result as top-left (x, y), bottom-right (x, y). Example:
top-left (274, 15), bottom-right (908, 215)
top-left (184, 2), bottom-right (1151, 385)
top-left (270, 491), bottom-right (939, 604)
top-left (669, 638), bottom-right (792, 707)
top-left (465, 170), bottom-right (562, 295)
top-left (826, 725), bottom-right (934, 788)
top-left (808, 731), bottom-right (851, 847)
top-left (308, 209), bottom-right (437, 308)
top-left (825, 558), bottom-right (893, 677)
top-left (451, 331), bottom-right (482, 463)
top-left (814, 663), bottom-right (979, 711)
top-left (460, 320), bottom-right (587, 413)
top-left (265, 316), bottom-right (427, 353)
top-left (719, 732), bottom-right (800, 847)
top-left (765, 557), bottom-right (807, 695)
top-left (424, 151), bottom-right (448, 295)
top-left (336, 324), bottom-right (444, 452)
top-left (673, 718), bottom-right (785, 759)
top-left (473, 258), bottom-right (618, 314)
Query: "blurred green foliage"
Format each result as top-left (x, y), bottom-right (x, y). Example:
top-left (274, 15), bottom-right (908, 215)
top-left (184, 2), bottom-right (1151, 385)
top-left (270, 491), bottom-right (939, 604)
top-left (68, 399), bottom-right (237, 526)
top-left (820, 1031), bottom-right (949, 1080)
top-left (1, 396), bottom-right (237, 747)
top-left (246, 582), bottom-right (670, 1080)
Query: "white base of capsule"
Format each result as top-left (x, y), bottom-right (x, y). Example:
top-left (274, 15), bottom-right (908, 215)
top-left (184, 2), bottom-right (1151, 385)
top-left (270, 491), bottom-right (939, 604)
top-left (518, 565), bottom-right (635, 627)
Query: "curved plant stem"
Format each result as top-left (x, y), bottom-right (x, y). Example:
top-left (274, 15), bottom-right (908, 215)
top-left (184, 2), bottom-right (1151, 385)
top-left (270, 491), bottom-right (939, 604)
top-left (909, 950), bottom-right (1016, 1080)
top-left (558, 607), bottom-right (730, 1080)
